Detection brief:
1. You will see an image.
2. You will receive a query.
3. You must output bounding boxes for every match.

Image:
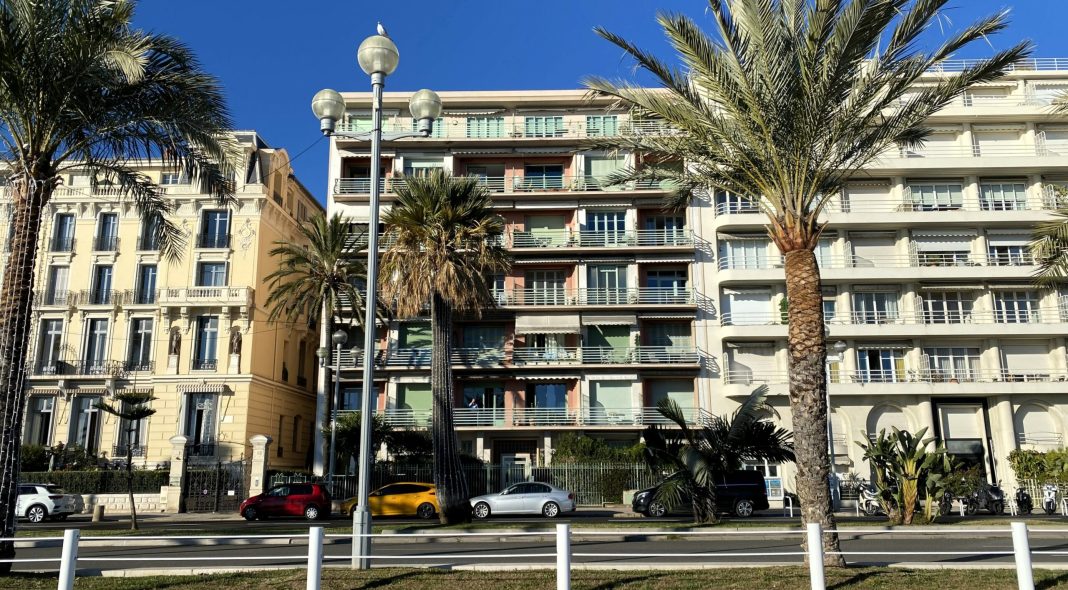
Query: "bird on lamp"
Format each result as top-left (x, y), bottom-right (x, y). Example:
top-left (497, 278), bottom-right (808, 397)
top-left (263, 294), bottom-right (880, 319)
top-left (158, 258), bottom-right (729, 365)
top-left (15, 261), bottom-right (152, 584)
top-left (377, 22), bottom-right (388, 37)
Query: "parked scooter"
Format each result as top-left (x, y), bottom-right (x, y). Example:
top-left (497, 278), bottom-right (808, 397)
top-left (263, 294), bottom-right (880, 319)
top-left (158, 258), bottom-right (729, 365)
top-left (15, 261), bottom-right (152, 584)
top-left (1042, 483), bottom-right (1060, 515)
top-left (858, 483), bottom-right (883, 516)
top-left (1015, 487), bottom-right (1033, 515)
top-left (964, 481), bottom-right (1005, 515)
top-left (938, 491), bottom-right (956, 516)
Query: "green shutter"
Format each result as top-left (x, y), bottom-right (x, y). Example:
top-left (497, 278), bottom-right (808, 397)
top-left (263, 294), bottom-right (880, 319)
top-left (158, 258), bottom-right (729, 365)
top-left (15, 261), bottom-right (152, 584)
top-left (649, 379), bottom-right (694, 407)
top-left (398, 384), bottom-right (432, 412)
top-left (400, 322), bottom-right (432, 348)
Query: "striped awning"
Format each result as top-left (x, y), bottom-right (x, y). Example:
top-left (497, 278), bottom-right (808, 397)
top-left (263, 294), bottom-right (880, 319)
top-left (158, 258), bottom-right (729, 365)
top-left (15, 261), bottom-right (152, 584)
top-left (514, 313), bottom-right (581, 334)
top-left (581, 313), bottom-right (637, 326)
top-left (919, 284), bottom-right (986, 291)
top-left (176, 383), bottom-right (228, 394)
top-left (338, 150), bottom-right (394, 159)
top-left (514, 374), bottom-right (581, 381)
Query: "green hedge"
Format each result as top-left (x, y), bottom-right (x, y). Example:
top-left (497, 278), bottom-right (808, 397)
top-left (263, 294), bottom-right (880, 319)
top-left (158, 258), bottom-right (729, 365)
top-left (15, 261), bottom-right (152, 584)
top-left (20, 470), bottom-right (169, 494)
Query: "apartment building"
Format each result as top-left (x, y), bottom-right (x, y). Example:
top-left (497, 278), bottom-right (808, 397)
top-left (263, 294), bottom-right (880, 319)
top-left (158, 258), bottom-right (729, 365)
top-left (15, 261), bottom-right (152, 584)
top-left (325, 90), bottom-right (701, 471)
top-left (14, 131), bottom-right (323, 470)
top-left (327, 65), bottom-right (1068, 488)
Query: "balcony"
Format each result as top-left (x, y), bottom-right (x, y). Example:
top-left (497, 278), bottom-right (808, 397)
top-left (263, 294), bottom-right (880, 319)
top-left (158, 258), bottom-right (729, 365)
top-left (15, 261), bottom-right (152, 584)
top-left (714, 193), bottom-right (1058, 219)
top-left (185, 441), bottom-right (216, 458)
top-left (192, 359), bottom-right (218, 371)
top-left (335, 346), bottom-right (699, 369)
top-left (717, 254), bottom-right (1038, 273)
top-left (332, 119), bottom-right (675, 141)
top-left (721, 307), bottom-right (1067, 328)
top-left (34, 289), bottom-right (135, 307)
top-left (157, 286), bottom-right (254, 307)
top-left (49, 237), bottom-right (75, 253)
top-left (197, 234), bottom-right (231, 249)
top-left (112, 444), bottom-right (147, 458)
top-left (506, 229), bottom-right (693, 249)
top-left (368, 406), bottom-right (710, 429)
top-left (333, 175), bottom-right (669, 196)
top-left (92, 235), bottom-right (119, 252)
top-left (724, 368), bottom-right (1068, 387)
top-left (29, 359), bottom-right (129, 377)
top-left (137, 235), bottom-right (160, 251)
top-left (503, 287), bottom-right (694, 307)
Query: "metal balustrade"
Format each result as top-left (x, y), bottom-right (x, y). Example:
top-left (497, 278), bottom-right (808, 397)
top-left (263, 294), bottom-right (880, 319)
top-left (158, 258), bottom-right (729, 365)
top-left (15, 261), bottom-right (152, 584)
top-left (333, 119), bottom-right (677, 139)
top-left (33, 289), bottom-right (134, 307)
top-left (157, 286), bottom-right (254, 306)
top-left (197, 234), bottom-right (231, 249)
top-left (724, 368), bottom-right (1068, 386)
top-left (92, 235), bottom-right (119, 252)
top-left (334, 174), bottom-right (670, 196)
top-left (718, 253), bottom-right (1038, 271)
top-left (28, 359), bottom-right (126, 377)
top-left (365, 406), bottom-right (707, 428)
top-left (504, 287), bottom-right (694, 306)
top-left (335, 346), bottom-right (699, 369)
top-left (721, 307), bottom-right (1067, 326)
top-left (715, 192), bottom-right (1062, 216)
top-left (507, 229), bottom-right (693, 248)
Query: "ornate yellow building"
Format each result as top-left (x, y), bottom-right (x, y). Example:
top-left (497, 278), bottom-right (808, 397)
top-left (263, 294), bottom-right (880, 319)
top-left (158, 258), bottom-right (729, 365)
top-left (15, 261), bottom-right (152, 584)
top-left (14, 131), bottom-right (322, 470)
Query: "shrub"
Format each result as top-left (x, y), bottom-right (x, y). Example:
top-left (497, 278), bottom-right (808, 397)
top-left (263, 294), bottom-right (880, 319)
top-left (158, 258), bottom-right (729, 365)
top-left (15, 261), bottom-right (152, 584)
top-left (552, 433), bottom-right (644, 464)
top-left (1008, 448), bottom-right (1068, 484)
top-left (19, 445), bottom-right (49, 471)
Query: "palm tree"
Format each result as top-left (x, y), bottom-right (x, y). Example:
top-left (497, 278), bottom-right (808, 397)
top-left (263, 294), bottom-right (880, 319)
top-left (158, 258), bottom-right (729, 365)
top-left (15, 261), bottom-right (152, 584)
top-left (95, 391), bottom-right (156, 531)
top-left (643, 387), bottom-right (794, 523)
top-left (380, 171), bottom-right (511, 524)
top-left (264, 212), bottom-right (370, 473)
top-left (585, 0), bottom-right (1029, 563)
top-left (1030, 203), bottom-right (1068, 286)
top-left (0, 0), bottom-right (236, 571)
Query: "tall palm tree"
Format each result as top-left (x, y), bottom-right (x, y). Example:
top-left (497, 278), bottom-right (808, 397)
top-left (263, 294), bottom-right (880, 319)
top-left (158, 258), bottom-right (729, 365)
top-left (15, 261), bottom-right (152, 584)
top-left (0, 0), bottom-right (236, 570)
top-left (380, 171), bottom-right (511, 524)
top-left (585, 0), bottom-right (1028, 563)
top-left (643, 387), bottom-right (794, 523)
top-left (264, 212), bottom-right (370, 473)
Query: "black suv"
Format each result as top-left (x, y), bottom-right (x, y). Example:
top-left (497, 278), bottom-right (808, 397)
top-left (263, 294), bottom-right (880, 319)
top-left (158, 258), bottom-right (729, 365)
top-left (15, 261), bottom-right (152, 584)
top-left (632, 470), bottom-right (770, 517)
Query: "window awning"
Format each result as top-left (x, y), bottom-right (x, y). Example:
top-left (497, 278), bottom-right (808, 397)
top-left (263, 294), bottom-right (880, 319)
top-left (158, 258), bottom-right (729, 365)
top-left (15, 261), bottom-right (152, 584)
top-left (515, 374), bottom-right (581, 381)
top-left (338, 150), bottom-right (395, 159)
top-left (514, 313), bottom-right (581, 334)
top-left (581, 313), bottom-right (637, 326)
top-left (177, 383), bottom-right (229, 393)
top-left (919, 284), bottom-right (986, 291)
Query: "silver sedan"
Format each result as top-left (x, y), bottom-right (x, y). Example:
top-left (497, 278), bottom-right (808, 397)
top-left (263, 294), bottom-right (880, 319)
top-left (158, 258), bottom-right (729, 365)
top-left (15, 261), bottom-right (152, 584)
top-left (470, 482), bottom-right (576, 519)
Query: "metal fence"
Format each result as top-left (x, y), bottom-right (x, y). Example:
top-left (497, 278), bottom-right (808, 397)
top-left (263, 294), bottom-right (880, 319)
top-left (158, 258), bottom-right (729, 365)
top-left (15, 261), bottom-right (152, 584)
top-left (270, 462), bottom-right (658, 505)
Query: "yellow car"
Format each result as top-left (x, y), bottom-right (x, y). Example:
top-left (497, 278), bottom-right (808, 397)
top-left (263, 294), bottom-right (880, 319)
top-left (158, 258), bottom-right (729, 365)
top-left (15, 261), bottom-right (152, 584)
top-left (341, 482), bottom-right (439, 519)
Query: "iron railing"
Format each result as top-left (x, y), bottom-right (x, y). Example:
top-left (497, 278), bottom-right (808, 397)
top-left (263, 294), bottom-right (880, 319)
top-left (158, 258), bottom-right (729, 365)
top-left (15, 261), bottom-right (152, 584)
top-left (506, 229), bottom-right (693, 249)
top-left (197, 234), bottom-right (231, 249)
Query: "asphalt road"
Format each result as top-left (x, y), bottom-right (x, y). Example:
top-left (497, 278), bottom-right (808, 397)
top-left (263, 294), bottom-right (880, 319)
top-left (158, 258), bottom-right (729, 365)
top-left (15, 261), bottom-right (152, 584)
top-left (11, 531), bottom-right (1068, 572)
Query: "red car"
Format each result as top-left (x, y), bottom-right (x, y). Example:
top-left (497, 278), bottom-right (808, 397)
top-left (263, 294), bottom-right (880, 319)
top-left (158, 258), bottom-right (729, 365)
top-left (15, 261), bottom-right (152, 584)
top-left (239, 483), bottom-right (331, 521)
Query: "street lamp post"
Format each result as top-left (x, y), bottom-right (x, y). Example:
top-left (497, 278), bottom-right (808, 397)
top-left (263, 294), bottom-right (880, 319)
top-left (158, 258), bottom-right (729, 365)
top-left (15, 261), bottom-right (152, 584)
top-left (828, 339), bottom-right (848, 510)
top-left (311, 24), bottom-right (443, 571)
top-left (327, 330), bottom-right (348, 486)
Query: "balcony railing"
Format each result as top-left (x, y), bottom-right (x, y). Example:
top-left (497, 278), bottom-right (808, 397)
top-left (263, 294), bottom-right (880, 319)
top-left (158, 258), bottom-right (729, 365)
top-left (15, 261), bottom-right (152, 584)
top-left (49, 236), bottom-right (75, 253)
top-left (137, 235), bottom-right (160, 251)
top-left (34, 289), bottom-right (135, 307)
top-left (157, 287), bottom-right (254, 307)
top-left (718, 253), bottom-right (1037, 271)
top-left (720, 306), bottom-right (1067, 326)
top-left (368, 406), bottom-right (708, 429)
top-left (112, 444), bottom-right (147, 458)
top-left (92, 235), bottom-right (119, 252)
top-left (333, 175), bottom-right (669, 196)
top-left (724, 368), bottom-right (1068, 386)
top-left (335, 346), bottom-right (699, 369)
top-left (504, 287), bottom-right (694, 306)
top-left (29, 359), bottom-right (125, 377)
top-left (185, 441), bottom-right (216, 457)
top-left (715, 192), bottom-right (1061, 216)
top-left (197, 234), bottom-right (231, 249)
top-left (191, 359), bottom-right (218, 371)
top-left (333, 119), bottom-right (676, 140)
top-left (506, 229), bottom-right (693, 249)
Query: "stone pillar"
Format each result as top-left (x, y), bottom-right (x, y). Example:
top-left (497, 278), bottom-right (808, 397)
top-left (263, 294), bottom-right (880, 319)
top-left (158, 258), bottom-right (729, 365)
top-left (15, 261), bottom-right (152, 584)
top-left (915, 398), bottom-right (936, 442)
top-left (249, 434), bottom-right (273, 498)
top-left (993, 396), bottom-right (1018, 489)
top-left (166, 354), bottom-right (179, 375)
top-left (228, 353), bottom-right (240, 375)
top-left (166, 435), bottom-right (188, 513)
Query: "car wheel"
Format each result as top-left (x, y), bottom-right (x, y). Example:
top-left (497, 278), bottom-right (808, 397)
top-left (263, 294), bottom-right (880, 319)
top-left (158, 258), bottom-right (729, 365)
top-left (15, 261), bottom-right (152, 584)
top-left (416, 503), bottom-right (436, 520)
top-left (734, 499), bottom-right (755, 518)
top-left (304, 505), bottom-right (321, 521)
top-left (646, 502), bottom-right (667, 518)
top-left (473, 502), bottom-right (491, 519)
top-left (26, 505), bottom-right (47, 524)
top-left (542, 501), bottom-right (560, 519)
top-left (242, 506), bottom-right (258, 521)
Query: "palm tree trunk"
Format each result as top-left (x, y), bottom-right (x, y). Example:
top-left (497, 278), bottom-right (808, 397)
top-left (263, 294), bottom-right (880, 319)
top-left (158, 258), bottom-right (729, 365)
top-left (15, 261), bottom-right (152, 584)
top-left (783, 249), bottom-right (844, 567)
top-left (0, 174), bottom-right (52, 574)
top-left (430, 293), bottom-right (470, 524)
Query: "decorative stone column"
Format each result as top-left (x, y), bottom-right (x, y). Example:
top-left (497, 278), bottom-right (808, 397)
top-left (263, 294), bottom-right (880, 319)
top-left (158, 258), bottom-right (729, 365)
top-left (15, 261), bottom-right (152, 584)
top-left (248, 434), bottom-right (273, 498)
top-left (165, 435), bottom-right (188, 513)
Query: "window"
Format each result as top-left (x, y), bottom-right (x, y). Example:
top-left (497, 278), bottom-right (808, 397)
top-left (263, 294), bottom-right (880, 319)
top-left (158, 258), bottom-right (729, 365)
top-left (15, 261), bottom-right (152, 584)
top-left (645, 323), bottom-right (691, 348)
top-left (45, 266), bottom-right (70, 305)
top-left (815, 238), bottom-right (835, 268)
top-left (466, 116), bottom-right (505, 138)
top-left (466, 164), bottom-right (506, 192)
top-left (117, 398), bottom-right (148, 457)
top-left (51, 213), bottom-right (75, 252)
top-left (980, 182), bottom-right (1028, 211)
top-left (193, 316), bottom-right (219, 370)
top-left (84, 318), bottom-right (109, 372)
top-left (526, 382), bottom-right (569, 424)
top-left (139, 215), bottom-right (161, 250)
top-left (852, 291), bottom-right (900, 324)
top-left (68, 396), bottom-right (101, 454)
top-left (645, 269), bottom-right (688, 303)
top-left (197, 262), bottom-right (227, 287)
top-left (994, 291), bottom-right (1040, 323)
top-left (25, 397), bottom-right (54, 446)
top-left (907, 183), bottom-right (964, 211)
top-left (521, 165), bottom-right (564, 190)
top-left (923, 347), bottom-right (981, 382)
top-left (89, 265), bottom-right (113, 304)
top-left (912, 233), bottom-right (975, 266)
top-left (281, 341), bottom-right (290, 382)
top-left (462, 326), bottom-right (506, 350)
top-left (587, 265), bottom-right (628, 304)
top-left (37, 319), bottom-right (64, 374)
top-left (347, 115), bottom-right (373, 133)
top-left (399, 322), bottom-right (432, 348)
top-left (292, 416), bottom-right (302, 454)
top-left (297, 202), bottom-right (308, 222)
top-left (922, 291), bottom-right (974, 323)
top-left (643, 215), bottom-right (686, 246)
top-left (584, 211), bottom-right (627, 246)
top-left (297, 340), bottom-right (308, 386)
top-left (584, 156), bottom-right (625, 189)
top-left (184, 393), bottom-right (217, 455)
top-left (822, 287), bottom-right (838, 323)
top-left (715, 191), bottom-right (759, 215)
top-left (199, 210), bottom-right (230, 248)
top-left (526, 270), bottom-right (566, 305)
top-left (524, 116), bottom-right (565, 138)
top-left (127, 318), bottom-right (153, 371)
top-left (855, 349), bottom-right (906, 383)
top-left (410, 117), bottom-right (445, 137)
top-left (718, 238), bottom-right (771, 269)
top-left (160, 172), bottom-right (187, 185)
top-left (585, 115), bottom-right (618, 137)
top-left (95, 213), bottom-right (118, 251)
top-left (132, 264), bottom-right (157, 304)
top-left (989, 244), bottom-right (1030, 266)
top-left (402, 159), bottom-right (444, 177)
top-left (277, 415), bottom-right (285, 457)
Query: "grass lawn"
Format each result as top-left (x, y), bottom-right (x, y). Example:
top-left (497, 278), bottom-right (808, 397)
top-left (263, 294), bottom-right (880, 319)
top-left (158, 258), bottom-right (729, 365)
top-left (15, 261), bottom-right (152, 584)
top-left (6, 567), bottom-right (1068, 589)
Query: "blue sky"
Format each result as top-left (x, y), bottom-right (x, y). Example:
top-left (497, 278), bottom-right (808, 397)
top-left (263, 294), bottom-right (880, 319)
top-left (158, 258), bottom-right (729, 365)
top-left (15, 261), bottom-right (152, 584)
top-left (132, 1), bottom-right (1067, 204)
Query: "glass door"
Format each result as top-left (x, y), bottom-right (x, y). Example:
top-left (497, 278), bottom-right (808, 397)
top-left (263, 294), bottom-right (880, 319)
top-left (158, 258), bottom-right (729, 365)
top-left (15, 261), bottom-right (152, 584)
top-left (587, 265), bottom-right (628, 304)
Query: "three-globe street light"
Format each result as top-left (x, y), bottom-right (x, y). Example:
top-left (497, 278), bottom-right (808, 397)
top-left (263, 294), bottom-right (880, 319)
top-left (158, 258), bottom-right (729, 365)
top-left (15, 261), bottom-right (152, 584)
top-left (311, 24), bottom-right (443, 570)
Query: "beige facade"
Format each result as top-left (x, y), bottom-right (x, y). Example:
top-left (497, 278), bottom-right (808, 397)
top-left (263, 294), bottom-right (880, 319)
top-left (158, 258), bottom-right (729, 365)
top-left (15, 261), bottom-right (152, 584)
top-left (326, 66), bottom-right (1068, 490)
top-left (15, 131), bottom-right (323, 470)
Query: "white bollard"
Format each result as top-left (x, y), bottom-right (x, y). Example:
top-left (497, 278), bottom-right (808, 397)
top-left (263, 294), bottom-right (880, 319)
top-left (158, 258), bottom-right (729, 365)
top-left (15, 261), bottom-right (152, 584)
top-left (556, 523), bottom-right (571, 590)
top-left (1011, 522), bottom-right (1035, 590)
top-left (807, 522), bottom-right (826, 590)
top-left (307, 526), bottom-right (324, 590)
top-left (57, 528), bottom-right (80, 590)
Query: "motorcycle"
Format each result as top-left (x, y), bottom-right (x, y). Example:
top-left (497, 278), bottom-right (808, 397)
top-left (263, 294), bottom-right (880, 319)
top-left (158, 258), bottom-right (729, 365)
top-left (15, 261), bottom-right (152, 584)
top-left (1042, 483), bottom-right (1059, 515)
top-left (964, 481), bottom-right (1005, 515)
top-left (858, 483), bottom-right (883, 516)
top-left (938, 491), bottom-right (956, 517)
top-left (1015, 487), bottom-right (1033, 515)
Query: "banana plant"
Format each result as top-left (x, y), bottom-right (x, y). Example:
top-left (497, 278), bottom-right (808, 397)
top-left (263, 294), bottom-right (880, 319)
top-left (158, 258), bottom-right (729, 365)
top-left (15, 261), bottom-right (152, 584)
top-left (858, 428), bottom-right (948, 525)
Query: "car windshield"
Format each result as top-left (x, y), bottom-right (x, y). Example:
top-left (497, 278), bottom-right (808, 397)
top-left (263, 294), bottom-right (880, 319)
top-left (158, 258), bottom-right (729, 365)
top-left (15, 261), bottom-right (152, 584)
top-left (46, 486), bottom-right (66, 495)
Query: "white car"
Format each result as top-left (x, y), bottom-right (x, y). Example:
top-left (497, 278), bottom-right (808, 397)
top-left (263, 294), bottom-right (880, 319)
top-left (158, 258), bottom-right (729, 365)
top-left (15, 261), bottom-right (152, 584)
top-left (16, 483), bottom-right (79, 523)
top-left (470, 482), bottom-right (576, 519)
